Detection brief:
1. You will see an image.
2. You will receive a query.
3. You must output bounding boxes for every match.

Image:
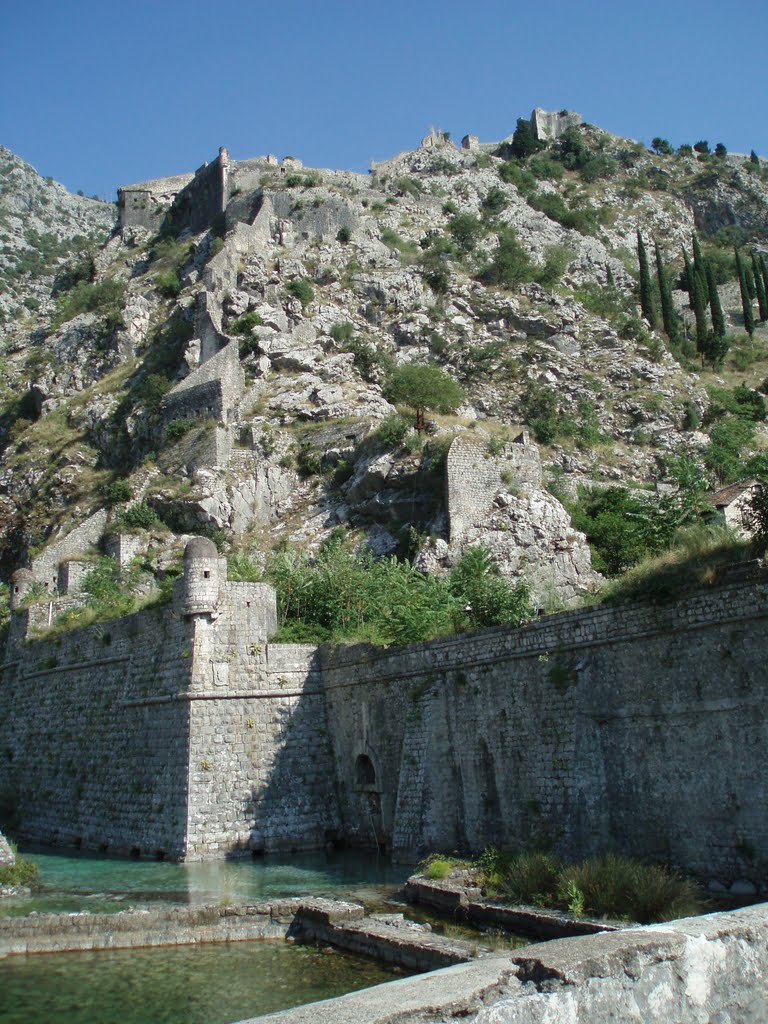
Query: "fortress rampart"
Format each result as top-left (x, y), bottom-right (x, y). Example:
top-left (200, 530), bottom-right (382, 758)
top-left (2, 557), bottom-right (767, 886)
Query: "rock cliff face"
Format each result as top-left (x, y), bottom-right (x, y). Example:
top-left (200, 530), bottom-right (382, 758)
top-left (0, 111), bottom-right (767, 608)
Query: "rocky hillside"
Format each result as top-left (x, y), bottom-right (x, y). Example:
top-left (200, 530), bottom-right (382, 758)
top-left (0, 147), bottom-right (115, 329)
top-left (1, 112), bottom-right (767, 615)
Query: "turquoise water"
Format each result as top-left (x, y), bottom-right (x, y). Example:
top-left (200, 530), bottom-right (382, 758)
top-left (0, 941), bottom-right (407, 1024)
top-left (1, 846), bottom-right (410, 917)
top-left (0, 848), bottom-right (414, 1023)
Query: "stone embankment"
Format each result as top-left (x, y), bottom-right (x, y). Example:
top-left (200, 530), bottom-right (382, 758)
top-left (405, 873), bottom-right (618, 940)
top-left (243, 903), bottom-right (768, 1024)
top-left (0, 897), bottom-right (476, 972)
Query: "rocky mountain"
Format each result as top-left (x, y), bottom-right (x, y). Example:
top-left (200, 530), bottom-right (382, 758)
top-left (1, 112), bottom-right (767, 616)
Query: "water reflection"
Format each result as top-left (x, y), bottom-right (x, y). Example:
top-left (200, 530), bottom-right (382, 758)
top-left (1, 846), bottom-right (412, 917)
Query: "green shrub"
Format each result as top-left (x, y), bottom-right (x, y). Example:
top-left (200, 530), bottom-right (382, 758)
top-left (705, 416), bottom-right (755, 482)
top-left (286, 278), bottom-right (314, 307)
top-left (528, 155), bottom-right (564, 180)
top-left (166, 418), bottom-right (197, 441)
top-left (103, 479), bottom-right (132, 505)
top-left (380, 228), bottom-right (419, 258)
top-left (395, 176), bottom-right (422, 198)
top-left (498, 161), bottom-right (537, 195)
top-left (336, 226), bottom-right (352, 244)
top-left (155, 270), bottom-right (181, 298)
top-left (448, 546), bottom-right (531, 629)
top-left (375, 414), bottom-right (410, 448)
top-left (422, 856), bottom-right (456, 880)
top-left (448, 213), bottom-right (483, 255)
top-left (51, 278), bottom-right (126, 330)
top-left (330, 321), bottom-right (354, 343)
top-left (479, 228), bottom-right (534, 289)
top-left (563, 854), bottom-right (699, 923)
top-left (481, 186), bottom-right (509, 221)
top-left (231, 312), bottom-right (264, 335)
top-left (115, 502), bottom-right (163, 532)
top-left (0, 847), bottom-right (38, 888)
top-left (227, 553), bottom-right (262, 582)
top-left (474, 848), bottom-right (700, 923)
top-left (535, 244), bottom-right (573, 288)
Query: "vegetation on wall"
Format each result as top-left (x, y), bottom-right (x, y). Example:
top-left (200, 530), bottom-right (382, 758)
top-left (231, 536), bottom-right (531, 645)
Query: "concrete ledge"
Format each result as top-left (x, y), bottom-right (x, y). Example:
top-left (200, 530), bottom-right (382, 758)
top-left (243, 904), bottom-right (768, 1024)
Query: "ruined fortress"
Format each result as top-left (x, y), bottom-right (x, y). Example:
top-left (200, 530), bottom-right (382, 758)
top-left (1, 110), bottom-right (766, 890)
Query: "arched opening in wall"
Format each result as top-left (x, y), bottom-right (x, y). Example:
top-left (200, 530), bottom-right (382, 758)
top-left (355, 754), bottom-right (376, 787)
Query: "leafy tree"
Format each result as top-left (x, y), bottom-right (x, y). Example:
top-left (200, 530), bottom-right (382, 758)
top-left (750, 150), bottom-right (760, 166)
top-left (735, 249), bottom-right (755, 336)
top-left (693, 140), bottom-right (710, 154)
top-left (508, 117), bottom-right (543, 159)
top-left (651, 138), bottom-right (673, 155)
top-left (714, 143), bottom-right (728, 159)
top-left (705, 416), bottom-right (755, 482)
top-left (558, 127), bottom-right (589, 170)
top-left (752, 252), bottom-right (768, 321)
top-left (654, 241), bottom-right (678, 343)
top-left (384, 363), bottom-right (465, 432)
top-left (677, 144), bottom-right (694, 156)
top-left (636, 232), bottom-right (658, 328)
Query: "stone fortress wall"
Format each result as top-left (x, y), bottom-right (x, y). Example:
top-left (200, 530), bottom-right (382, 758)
top-left (2, 542), bottom-right (767, 886)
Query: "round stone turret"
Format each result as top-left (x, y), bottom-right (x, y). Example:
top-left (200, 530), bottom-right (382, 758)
top-left (9, 568), bottom-right (36, 611)
top-left (180, 538), bottom-right (223, 616)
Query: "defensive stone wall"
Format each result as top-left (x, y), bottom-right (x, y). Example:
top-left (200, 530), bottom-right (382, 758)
top-left (319, 577), bottom-right (768, 882)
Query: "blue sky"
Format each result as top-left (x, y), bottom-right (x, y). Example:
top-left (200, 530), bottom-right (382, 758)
top-left (1, 0), bottom-right (766, 200)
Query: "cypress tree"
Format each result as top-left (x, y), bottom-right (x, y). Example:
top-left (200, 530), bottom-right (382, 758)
top-left (752, 252), bottom-right (768, 321)
top-left (692, 234), bottom-right (709, 301)
top-left (682, 248), bottom-right (695, 309)
top-left (760, 256), bottom-right (768, 314)
top-left (654, 241), bottom-right (679, 343)
top-left (606, 264), bottom-right (615, 288)
top-left (704, 259), bottom-right (726, 339)
top-left (691, 264), bottom-right (710, 357)
top-left (735, 249), bottom-right (755, 336)
top-left (706, 332), bottom-right (730, 369)
top-left (745, 263), bottom-right (757, 300)
top-left (637, 231), bottom-right (658, 327)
